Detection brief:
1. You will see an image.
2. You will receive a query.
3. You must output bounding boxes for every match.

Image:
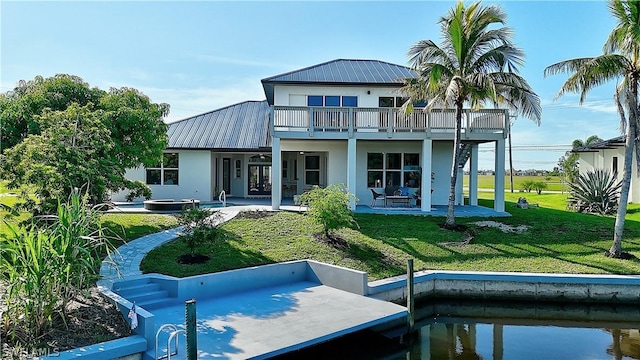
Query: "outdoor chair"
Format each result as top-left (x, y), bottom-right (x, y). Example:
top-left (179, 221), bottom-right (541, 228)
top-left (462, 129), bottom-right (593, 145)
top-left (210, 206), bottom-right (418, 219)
top-left (370, 188), bottom-right (385, 207)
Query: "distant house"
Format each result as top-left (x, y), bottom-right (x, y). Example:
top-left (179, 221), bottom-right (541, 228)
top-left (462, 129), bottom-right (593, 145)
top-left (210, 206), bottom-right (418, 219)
top-left (573, 136), bottom-right (640, 203)
top-left (113, 59), bottom-right (511, 212)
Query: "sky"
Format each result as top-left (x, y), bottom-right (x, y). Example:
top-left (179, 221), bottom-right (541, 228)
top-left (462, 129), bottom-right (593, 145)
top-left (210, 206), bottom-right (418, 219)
top-left (0, 0), bottom-right (625, 170)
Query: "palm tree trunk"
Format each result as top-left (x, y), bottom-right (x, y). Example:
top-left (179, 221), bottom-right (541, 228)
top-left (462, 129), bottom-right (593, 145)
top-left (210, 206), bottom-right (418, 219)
top-left (445, 104), bottom-right (463, 228)
top-left (609, 87), bottom-right (637, 258)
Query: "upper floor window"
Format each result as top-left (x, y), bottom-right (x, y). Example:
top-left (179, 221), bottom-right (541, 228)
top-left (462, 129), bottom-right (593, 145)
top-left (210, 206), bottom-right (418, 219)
top-left (307, 95), bottom-right (358, 107)
top-left (379, 97), bottom-right (408, 107)
top-left (146, 152), bottom-right (179, 185)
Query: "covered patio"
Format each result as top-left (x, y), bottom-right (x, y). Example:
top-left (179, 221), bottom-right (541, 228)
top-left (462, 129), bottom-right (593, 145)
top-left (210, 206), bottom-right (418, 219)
top-left (219, 197), bottom-right (510, 217)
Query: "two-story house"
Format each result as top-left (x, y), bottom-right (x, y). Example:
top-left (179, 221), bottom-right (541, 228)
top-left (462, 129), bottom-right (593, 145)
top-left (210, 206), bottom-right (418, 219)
top-left (114, 59), bottom-right (509, 213)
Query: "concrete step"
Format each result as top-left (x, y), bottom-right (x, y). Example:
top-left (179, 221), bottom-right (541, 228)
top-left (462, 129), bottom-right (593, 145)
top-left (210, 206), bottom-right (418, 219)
top-left (126, 290), bottom-right (170, 304)
top-left (112, 277), bottom-right (152, 291)
top-left (138, 297), bottom-right (178, 311)
top-left (116, 283), bottom-right (162, 297)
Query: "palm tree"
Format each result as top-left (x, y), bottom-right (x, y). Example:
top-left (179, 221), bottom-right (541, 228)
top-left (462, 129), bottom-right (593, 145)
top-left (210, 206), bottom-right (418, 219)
top-left (544, 0), bottom-right (640, 258)
top-left (401, 1), bottom-right (541, 229)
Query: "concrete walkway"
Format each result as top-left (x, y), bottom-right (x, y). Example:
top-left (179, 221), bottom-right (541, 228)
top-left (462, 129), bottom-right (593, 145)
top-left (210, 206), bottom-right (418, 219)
top-left (99, 205), bottom-right (274, 289)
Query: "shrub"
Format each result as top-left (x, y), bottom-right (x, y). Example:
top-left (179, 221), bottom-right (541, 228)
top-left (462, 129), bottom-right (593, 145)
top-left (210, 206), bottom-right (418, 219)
top-left (298, 184), bottom-right (357, 237)
top-left (532, 181), bottom-right (547, 194)
top-left (176, 207), bottom-right (223, 255)
top-left (521, 180), bottom-right (536, 192)
top-left (0, 191), bottom-right (117, 343)
top-left (568, 169), bottom-right (621, 215)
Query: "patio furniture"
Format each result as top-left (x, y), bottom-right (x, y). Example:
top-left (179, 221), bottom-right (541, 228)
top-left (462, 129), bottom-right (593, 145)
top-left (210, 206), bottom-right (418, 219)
top-left (370, 188), bottom-right (385, 207)
top-left (384, 186), bottom-right (411, 207)
top-left (385, 195), bottom-right (411, 207)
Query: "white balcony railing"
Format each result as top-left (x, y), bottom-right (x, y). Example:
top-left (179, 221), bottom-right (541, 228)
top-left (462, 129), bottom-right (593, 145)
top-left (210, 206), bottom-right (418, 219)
top-left (272, 106), bottom-right (507, 135)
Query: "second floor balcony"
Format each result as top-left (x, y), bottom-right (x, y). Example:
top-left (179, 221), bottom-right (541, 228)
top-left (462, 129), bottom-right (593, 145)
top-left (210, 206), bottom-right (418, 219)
top-left (271, 106), bottom-right (509, 140)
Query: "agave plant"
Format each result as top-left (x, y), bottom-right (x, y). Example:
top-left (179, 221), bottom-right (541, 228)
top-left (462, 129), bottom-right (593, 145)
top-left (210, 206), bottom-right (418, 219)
top-left (568, 169), bottom-right (622, 215)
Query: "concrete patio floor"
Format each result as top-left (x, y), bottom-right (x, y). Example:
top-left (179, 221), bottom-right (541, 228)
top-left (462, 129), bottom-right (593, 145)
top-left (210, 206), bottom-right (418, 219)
top-left (111, 197), bottom-right (510, 217)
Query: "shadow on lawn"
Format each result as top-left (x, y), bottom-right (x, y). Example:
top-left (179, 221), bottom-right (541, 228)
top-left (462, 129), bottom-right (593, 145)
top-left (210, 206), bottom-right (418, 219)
top-left (354, 200), bottom-right (640, 274)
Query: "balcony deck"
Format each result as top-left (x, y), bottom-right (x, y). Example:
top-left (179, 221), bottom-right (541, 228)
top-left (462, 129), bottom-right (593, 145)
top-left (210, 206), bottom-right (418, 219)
top-left (271, 106), bottom-right (508, 141)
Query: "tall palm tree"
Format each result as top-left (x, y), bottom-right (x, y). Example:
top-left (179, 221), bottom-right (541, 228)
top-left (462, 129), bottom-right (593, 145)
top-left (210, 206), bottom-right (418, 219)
top-left (544, 0), bottom-right (640, 258)
top-left (401, 1), bottom-right (541, 228)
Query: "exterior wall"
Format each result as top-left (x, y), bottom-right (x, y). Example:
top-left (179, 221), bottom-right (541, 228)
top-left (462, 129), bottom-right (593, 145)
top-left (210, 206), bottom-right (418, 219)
top-left (578, 145), bottom-right (640, 203)
top-left (112, 150), bottom-right (213, 202)
top-left (281, 139), bottom-right (347, 190)
top-left (273, 84), bottom-right (401, 107)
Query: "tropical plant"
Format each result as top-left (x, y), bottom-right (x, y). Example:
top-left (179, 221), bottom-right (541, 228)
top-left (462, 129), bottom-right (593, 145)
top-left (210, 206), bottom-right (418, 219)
top-left (400, 0), bottom-right (541, 229)
top-left (568, 169), bottom-right (622, 215)
top-left (544, 0), bottom-right (640, 258)
top-left (532, 181), bottom-right (547, 195)
top-left (0, 191), bottom-right (117, 343)
top-left (521, 180), bottom-right (536, 193)
top-left (298, 184), bottom-right (358, 238)
top-left (176, 207), bottom-right (223, 257)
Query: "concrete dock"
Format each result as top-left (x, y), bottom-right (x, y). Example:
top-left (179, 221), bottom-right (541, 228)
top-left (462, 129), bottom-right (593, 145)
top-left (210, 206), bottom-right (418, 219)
top-left (152, 281), bottom-right (407, 359)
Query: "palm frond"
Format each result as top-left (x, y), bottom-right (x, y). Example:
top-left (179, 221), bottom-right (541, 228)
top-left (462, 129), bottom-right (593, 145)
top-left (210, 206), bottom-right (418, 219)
top-left (546, 55), bottom-right (629, 102)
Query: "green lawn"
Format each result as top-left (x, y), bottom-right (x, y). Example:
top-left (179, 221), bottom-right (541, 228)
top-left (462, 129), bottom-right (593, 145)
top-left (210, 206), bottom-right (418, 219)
top-left (141, 196), bottom-right (640, 281)
top-left (0, 180), bottom-right (178, 242)
top-left (464, 175), bottom-right (569, 192)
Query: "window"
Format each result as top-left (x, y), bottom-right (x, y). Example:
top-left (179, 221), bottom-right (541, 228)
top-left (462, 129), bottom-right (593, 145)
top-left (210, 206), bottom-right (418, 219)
top-left (307, 96), bottom-right (323, 107)
top-left (283, 160), bottom-right (288, 179)
top-left (307, 95), bottom-right (358, 107)
top-left (367, 152), bottom-right (421, 188)
top-left (146, 152), bottom-right (179, 185)
top-left (293, 159), bottom-right (298, 180)
top-left (613, 156), bottom-right (619, 175)
top-left (342, 96), bottom-right (357, 107)
top-left (378, 97), bottom-right (409, 107)
top-left (305, 155), bottom-right (320, 186)
top-left (235, 160), bottom-right (241, 178)
top-left (325, 96), bottom-right (340, 107)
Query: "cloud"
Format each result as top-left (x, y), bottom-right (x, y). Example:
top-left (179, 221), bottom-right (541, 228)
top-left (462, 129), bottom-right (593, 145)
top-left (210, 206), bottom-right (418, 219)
top-left (541, 98), bottom-right (618, 114)
top-left (133, 78), bottom-right (267, 122)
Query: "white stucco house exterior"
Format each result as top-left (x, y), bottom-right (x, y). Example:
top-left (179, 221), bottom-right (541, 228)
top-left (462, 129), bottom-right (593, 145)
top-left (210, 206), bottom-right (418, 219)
top-left (113, 59), bottom-right (510, 213)
top-left (574, 136), bottom-right (640, 203)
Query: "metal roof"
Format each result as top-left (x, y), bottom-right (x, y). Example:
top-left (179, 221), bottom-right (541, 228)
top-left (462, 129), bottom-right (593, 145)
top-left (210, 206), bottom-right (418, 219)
top-left (261, 59), bottom-right (417, 105)
top-left (573, 136), bottom-right (625, 153)
top-left (167, 100), bottom-right (271, 150)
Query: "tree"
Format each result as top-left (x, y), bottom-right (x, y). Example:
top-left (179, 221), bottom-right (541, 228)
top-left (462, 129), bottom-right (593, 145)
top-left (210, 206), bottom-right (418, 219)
top-left (0, 75), bottom-right (104, 151)
top-left (544, 0), bottom-right (640, 258)
top-left (1, 104), bottom-right (120, 211)
top-left (401, 1), bottom-right (541, 229)
top-left (0, 75), bottom-right (169, 213)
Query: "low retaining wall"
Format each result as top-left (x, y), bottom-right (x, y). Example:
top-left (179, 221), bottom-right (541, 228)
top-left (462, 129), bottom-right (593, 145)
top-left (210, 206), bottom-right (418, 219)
top-left (368, 270), bottom-right (640, 303)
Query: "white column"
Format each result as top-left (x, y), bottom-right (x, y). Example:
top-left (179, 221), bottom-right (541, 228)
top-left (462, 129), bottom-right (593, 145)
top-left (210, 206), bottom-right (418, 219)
top-left (347, 138), bottom-right (357, 210)
top-left (456, 167), bottom-right (464, 205)
top-left (421, 139), bottom-right (433, 211)
top-left (494, 138), bottom-right (506, 212)
top-left (469, 144), bottom-right (479, 205)
top-left (271, 137), bottom-right (281, 210)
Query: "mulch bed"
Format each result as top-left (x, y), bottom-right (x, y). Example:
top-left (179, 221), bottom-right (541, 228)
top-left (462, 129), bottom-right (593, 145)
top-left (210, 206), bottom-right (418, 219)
top-left (1, 287), bottom-right (131, 359)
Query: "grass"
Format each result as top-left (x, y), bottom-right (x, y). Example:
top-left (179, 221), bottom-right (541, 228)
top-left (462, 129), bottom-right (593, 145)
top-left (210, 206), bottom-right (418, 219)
top-left (464, 175), bottom-right (569, 192)
top-left (0, 180), bottom-right (178, 244)
top-left (141, 197), bottom-right (640, 281)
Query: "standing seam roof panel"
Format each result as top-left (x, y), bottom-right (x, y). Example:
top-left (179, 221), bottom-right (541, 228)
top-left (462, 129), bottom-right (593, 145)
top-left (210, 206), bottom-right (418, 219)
top-left (167, 101), bottom-right (270, 150)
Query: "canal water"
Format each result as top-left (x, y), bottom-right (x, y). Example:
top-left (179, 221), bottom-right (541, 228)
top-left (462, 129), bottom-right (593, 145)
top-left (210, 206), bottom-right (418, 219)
top-left (275, 299), bottom-right (640, 359)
